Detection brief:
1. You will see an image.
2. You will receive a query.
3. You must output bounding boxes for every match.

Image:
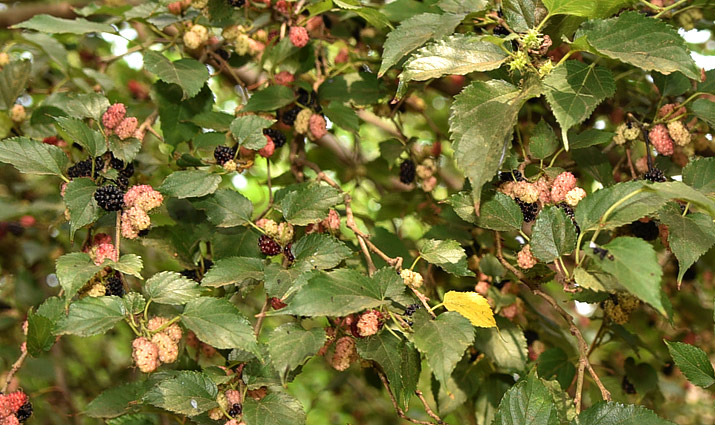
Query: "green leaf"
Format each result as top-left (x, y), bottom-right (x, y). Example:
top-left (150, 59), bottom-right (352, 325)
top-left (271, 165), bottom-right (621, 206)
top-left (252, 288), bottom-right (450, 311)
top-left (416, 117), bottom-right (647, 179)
top-left (201, 257), bottom-right (265, 287)
top-left (579, 11), bottom-right (700, 80)
top-left (229, 115), bottom-right (276, 149)
top-left (0, 137), bottom-right (69, 177)
top-left (292, 233), bottom-right (353, 272)
top-left (143, 371), bottom-right (218, 416)
top-left (447, 191), bottom-right (478, 224)
top-left (122, 292), bottom-right (147, 315)
top-left (575, 181), bottom-right (664, 232)
top-left (529, 119), bottom-right (559, 159)
top-left (0, 60), bottom-right (31, 110)
top-left (683, 157), bottom-right (715, 196)
top-left (357, 333), bottom-right (421, 410)
top-left (543, 61), bottom-right (614, 149)
top-left (277, 182), bottom-right (342, 225)
top-left (323, 102), bottom-right (360, 132)
top-left (475, 192), bottom-right (524, 231)
top-left (587, 237), bottom-right (665, 315)
top-left (570, 401), bottom-right (675, 425)
top-left (502, 0), bottom-right (535, 32)
top-left (105, 254), bottom-right (144, 279)
top-left (571, 147), bottom-right (614, 186)
top-left (664, 340), bottom-right (715, 388)
top-left (181, 297), bottom-right (260, 355)
top-left (531, 206), bottom-right (577, 262)
top-left (569, 129), bottom-right (614, 149)
top-left (109, 136), bottom-right (142, 163)
top-left (400, 34), bottom-right (508, 84)
top-left (64, 178), bottom-right (102, 238)
top-left (537, 348), bottom-right (576, 390)
top-left (56, 252), bottom-right (102, 302)
top-left (645, 181), bottom-right (715, 218)
top-left (378, 13), bottom-right (465, 77)
top-left (85, 381), bottom-right (150, 418)
top-left (12, 14), bottom-right (115, 33)
top-left (658, 203), bottom-right (715, 283)
top-left (154, 81), bottom-right (213, 146)
top-left (437, 0), bottom-right (487, 14)
top-left (159, 170), bottom-right (221, 199)
top-left (144, 271), bottom-right (202, 305)
top-left (652, 72), bottom-right (690, 97)
top-left (143, 51), bottom-right (209, 99)
top-left (278, 269), bottom-right (385, 317)
top-left (190, 111), bottom-right (235, 131)
top-left (63, 93), bottom-right (111, 122)
top-left (493, 373), bottom-right (559, 425)
top-left (692, 98), bottom-right (715, 127)
top-left (449, 79), bottom-right (540, 211)
top-left (54, 117), bottom-right (106, 157)
top-left (267, 323), bottom-right (326, 384)
top-left (26, 312), bottom-right (55, 356)
top-left (474, 316), bottom-right (528, 371)
top-left (264, 265), bottom-right (310, 299)
top-left (412, 311), bottom-right (474, 385)
top-left (243, 85), bottom-right (295, 112)
top-left (55, 296), bottom-right (126, 337)
top-left (193, 189), bottom-right (254, 227)
top-left (542, 0), bottom-right (634, 18)
top-left (242, 392), bottom-right (306, 425)
top-left (418, 239), bottom-right (473, 276)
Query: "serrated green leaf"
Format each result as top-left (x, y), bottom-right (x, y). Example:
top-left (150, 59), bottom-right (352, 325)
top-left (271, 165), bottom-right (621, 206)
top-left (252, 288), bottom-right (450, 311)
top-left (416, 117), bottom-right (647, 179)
top-left (143, 51), bottom-right (208, 99)
top-left (502, 0), bottom-right (535, 32)
top-left (122, 292), bottom-right (146, 315)
top-left (143, 371), bottom-right (218, 416)
top-left (683, 157), bottom-right (715, 196)
top-left (542, 0), bottom-right (634, 18)
top-left (190, 111), bottom-right (235, 131)
top-left (357, 333), bottom-right (420, 410)
top-left (292, 233), bottom-right (353, 272)
top-left (575, 181), bottom-right (664, 232)
top-left (243, 85), bottom-right (295, 112)
top-left (242, 392), bottom-right (306, 425)
top-left (449, 79), bottom-right (541, 211)
top-left (64, 178), bottom-right (102, 238)
top-left (55, 296), bottom-right (126, 337)
top-left (418, 239), bottom-right (473, 276)
top-left (56, 252), bottom-right (102, 302)
top-left (144, 271), bottom-right (202, 305)
top-left (62, 93), bottom-right (110, 122)
top-left (413, 311), bottom-right (473, 385)
top-left (476, 192), bottom-right (525, 231)
top-left (572, 267), bottom-right (619, 293)
top-left (12, 14), bottom-right (116, 34)
top-left (54, 117), bottom-right (106, 157)
top-left (267, 323), bottom-right (326, 384)
top-left (109, 136), bottom-right (142, 163)
top-left (323, 102), bottom-right (359, 132)
top-left (26, 312), bottom-right (55, 356)
top-left (104, 254), bottom-right (144, 279)
top-left (181, 297), bottom-right (260, 355)
top-left (543, 61), bottom-right (614, 149)
top-left (154, 81), bottom-right (213, 147)
top-left (692, 98), bottom-right (715, 127)
top-left (447, 191), bottom-right (478, 224)
top-left (159, 170), bottom-right (221, 199)
top-left (664, 341), bottom-right (715, 388)
top-left (0, 137), bottom-right (69, 177)
top-left (378, 13), bottom-right (465, 77)
top-left (277, 182), bottom-right (342, 225)
top-left (0, 60), bottom-right (31, 110)
top-left (569, 129), bottom-right (614, 149)
top-left (570, 401), bottom-right (675, 425)
top-left (229, 115), bottom-right (276, 149)
top-left (579, 11), bottom-right (700, 80)
top-left (537, 348), bottom-right (576, 390)
top-left (201, 257), bottom-right (265, 287)
top-left (193, 189), bottom-right (253, 227)
top-left (400, 34), bottom-right (508, 84)
top-left (475, 316), bottom-right (528, 371)
top-left (658, 203), bottom-right (715, 283)
top-left (277, 269), bottom-right (385, 317)
top-left (493, 373), bottom-right (559, 425)
top-left (531, 206), bottom-right (577, 262)
top-left (652, 72), bottom-right (690, 97)
top-left (530, 119), bottom-right (559, 159)
top-left (437, 0), bottom-right (487, 14)
top-left (645, 181), bottom-right (715, 218)
top-left (587, 237), bottom-right (665, 315)
top-left (85, 381), bottom-right (151, 418)
top-left (571, 147), bottom-right (614, 186)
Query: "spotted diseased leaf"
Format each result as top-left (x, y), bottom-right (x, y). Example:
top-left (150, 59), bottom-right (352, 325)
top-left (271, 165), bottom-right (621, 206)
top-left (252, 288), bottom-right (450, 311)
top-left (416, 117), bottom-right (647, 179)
top-left (144, 271), bottom-right (203, 305)
top-left (543, 61), bottom-right (615, 149)
top-left (664, 341), bottom-right (715, 388)
top-left (412, 311), bottom-right (474, 385)
top-left (55, 296), bottom-right (126, 337)
top-left (277, 182), bottom-right (342, 225)
top-left (378, 13), bottom-right (465, 77)
top-left (443, 291), bottom-right (496, 328)
top-left (0, 137), bottom-right (69, 177)
top-left (143, 51), bottom-right (209, 99)
top-left (418, 239), bottom-right (473, 276)
top-left (143, 371), bottom-right (218, 416)
top-left (159, 170), bottom-right (221, 199)
top-left (570, 401), bottom-right (676, 425)
top-left (267, 323), bottom-right (326, 384)
top-left (579, 11), bottom-right (700, 80)
top-left (400, 34), bottom-right (508, 84)
top-left (181, 297), bottom-right (260, 355)
top-left (493, 372), bottom-right (559, 425)
top-left (530, 206), bottom-right (577, 263)
top-left (242, 392), bottom-right (306, 425)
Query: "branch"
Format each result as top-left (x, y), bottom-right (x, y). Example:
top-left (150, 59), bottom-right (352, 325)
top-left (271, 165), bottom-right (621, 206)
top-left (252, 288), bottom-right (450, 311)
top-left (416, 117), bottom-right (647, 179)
top-left (376, 369), bottom-right (441, 425)
top-left (1, 346), bottom-right (27, 393)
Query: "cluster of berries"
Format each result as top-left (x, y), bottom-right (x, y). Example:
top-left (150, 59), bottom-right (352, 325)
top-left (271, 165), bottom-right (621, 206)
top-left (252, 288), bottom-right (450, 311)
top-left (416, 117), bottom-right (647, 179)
top-left (132, 317), bottom-right (183, 373)
top-left (256, 218), bottom-right (294, 259)
top-left (102, 103), bottom-right (140, 141)
top-left (629, 218), bottom-right (659, 241)
top-left (403, 303), bottom-right (421, 326)
top-left (517, 244), bottom-right (537, 269)
top-left (0, 391), bottom-right (32, 425)
top-left (305, 209), bottom-right (340, 234)
top-left (398, 155), bottom-right (439, 191)
top-left (602, 292), bottom-right (640, 325)
top-left (121, 185), bottom-right (164, 239)
top-left (208, 389), bottom-right (244, 423)
top-left (183, 24), bottom-right (210, 50)
top-left (222, 25), bottom-right (265, 57)
top-left (400, 269), bottom-right (424, 289)
top-left (498, 170), bottom-right (586, 223)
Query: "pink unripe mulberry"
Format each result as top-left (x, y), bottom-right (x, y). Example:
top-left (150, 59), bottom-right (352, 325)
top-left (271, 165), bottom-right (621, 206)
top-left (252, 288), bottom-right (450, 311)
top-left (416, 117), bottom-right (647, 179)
top-left (550, 172), bottom-right (577, 203)
top-left (259, 136), bottom-right (275, 158)
top-left (649, 124), bottom-right (674, 156)
top-left (309, 114), bottom-right (327, 139)
top-left (115, 117), bottom-right (138, 140)
top-left (102, 103), bottom-right (126, 130)
top-left (326, 209), bottom-right (340, 230)
top-left (2, 415), bottom-right (20, 425)
top-left (289, 26), bottom-right (309, 48)
top-left (132, 337), bottom-right (160, 373)
top-left (513, 181), bottom-right (539, 204)
top-left (356, 310), bottom-right (382, 337)
top-left (274, 71), bottom-right (294, 86)
top-left (564, 187), bottom-right (586, 207)
top-left (331, 336), bottom-right (357, 371)
top-left (91, 242), bottom-right (118, 265)
top-left (152, 332), bottom-right (179, 363)
top-left (334, 48), bottom-right (349, 64)
top-left (225, 389), bottom-right (241, 406)
top-left (124, 185), bottom-right (163, 211)
top-left (535, 177), bottom-right (551, 204)
top-left (517, 244), bottom-right (537, 269)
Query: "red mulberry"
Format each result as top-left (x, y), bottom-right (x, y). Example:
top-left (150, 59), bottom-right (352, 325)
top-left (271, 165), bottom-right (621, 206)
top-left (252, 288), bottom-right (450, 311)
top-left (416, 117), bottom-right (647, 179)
top-left (102, 103), bottom-right (126, 130)
top-left (115, 117), bottom-right (138, 140)
top-left (289, 26), bottom-right (309, 48)
top-left (649, 124), bottom-right (674, 156)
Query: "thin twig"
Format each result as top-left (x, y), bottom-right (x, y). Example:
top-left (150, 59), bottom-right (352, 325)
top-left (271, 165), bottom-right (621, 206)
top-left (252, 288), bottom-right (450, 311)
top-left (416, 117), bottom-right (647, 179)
top-left (415, 390), bottom-right (445, 424)
top-left (1, 348), bottom-right (27, 393)
top-left (375, 369), bottom-right (437, 425)
top-left (254, 297), bottom-right (270, 337)
top-left (357, 235), bottom-right (377, 276)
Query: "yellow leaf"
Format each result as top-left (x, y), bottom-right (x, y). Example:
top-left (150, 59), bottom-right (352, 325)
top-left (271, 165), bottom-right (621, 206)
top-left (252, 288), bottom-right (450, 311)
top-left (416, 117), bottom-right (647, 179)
top-left (443, 291), bottom-right (496, 328)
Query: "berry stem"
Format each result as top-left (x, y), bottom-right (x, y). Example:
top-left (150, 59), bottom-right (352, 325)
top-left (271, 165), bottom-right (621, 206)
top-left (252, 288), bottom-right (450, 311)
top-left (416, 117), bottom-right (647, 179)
top-left (115, 211), bottom-right (121, 258)
top-left (654, 0), bottom-right (688, 18)
top-left (151, 316), bottom-right (181, 335)
top-left (1, 346), bottom-right (27, 393)
top-left (409, 255), bottom-right (421, 271)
